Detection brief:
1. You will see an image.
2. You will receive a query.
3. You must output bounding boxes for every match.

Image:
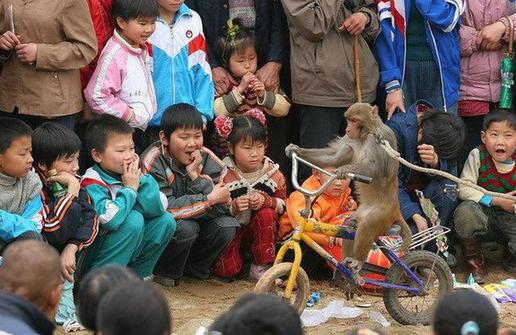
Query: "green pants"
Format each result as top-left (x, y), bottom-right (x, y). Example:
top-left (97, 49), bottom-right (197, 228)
top-left (84, 210), bottom-right (176, 278)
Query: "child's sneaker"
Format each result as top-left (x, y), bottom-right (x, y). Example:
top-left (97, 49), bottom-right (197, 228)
top-left (249, 263), bottom-right (271, 281)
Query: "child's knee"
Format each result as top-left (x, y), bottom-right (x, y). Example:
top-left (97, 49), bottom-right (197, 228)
top-left (120, 210), bottom-right (146, 236)
top-left (175, 220), bottom-right (200, 242)
top-left (156, 212), bottom-right (176, 236)
top-left (254, 208), bottom-right (278, 221)
top-left (454, 201), bottom-right (486, 238)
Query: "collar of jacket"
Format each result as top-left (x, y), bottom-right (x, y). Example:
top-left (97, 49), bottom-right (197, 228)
top-left (0, 172), bottom-right (17, 186)
top-left (112, 28), bottom-right (147, 54)
top-left (92, 164), bottom-right (124, 185)
top-left (157, 3), bottom-right (192, 25)
top-left (158, 143), bottom-right (190, 176)
top-left (0, 291), bottom-right (55, 335)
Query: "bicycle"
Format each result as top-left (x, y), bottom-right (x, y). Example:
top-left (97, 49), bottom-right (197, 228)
top-left (254, 153), bottom-right (453, 325)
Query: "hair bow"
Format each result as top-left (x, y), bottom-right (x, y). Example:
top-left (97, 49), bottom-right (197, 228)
top-left (214, 109), bottom-right (267, 141)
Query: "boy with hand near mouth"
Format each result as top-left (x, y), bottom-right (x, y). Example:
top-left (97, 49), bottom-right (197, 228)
top-left (81, 115), bottom-right (176, 279)
top-left (141, 103), bottom-right (238, 286)
top-left (0, 118), bottom-right (43, 253)
top-left (32, 122), bottom-right (99, 328)
top-left (454, 110), bottom-right (516, 283)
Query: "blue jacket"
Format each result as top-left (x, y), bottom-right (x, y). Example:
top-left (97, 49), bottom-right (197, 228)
top-left (386, 101), bottom-right (458, 221)
top-left (149, 4), bottom-right (214, 126)
top-left (0, 291), bottom-right (54, 335)
top-left (374, 0), bottom-right (464, 110)
top-left (81, 165), bottom-right (170, 231)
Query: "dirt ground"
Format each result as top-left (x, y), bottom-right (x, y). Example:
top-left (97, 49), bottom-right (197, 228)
top-left (57, 262), bottom-right (516, 335)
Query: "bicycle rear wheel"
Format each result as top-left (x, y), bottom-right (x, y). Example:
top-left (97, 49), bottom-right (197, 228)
top-left (383, 250), bottom-right (452, 325)
top-left (254, 262), bottom-right (310, 314)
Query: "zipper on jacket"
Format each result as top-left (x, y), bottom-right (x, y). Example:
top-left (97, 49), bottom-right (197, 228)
top-left (426, 21), bottom-right (448, 111)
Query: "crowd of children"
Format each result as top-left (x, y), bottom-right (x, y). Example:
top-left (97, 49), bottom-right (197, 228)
top-left (0, 0), bottom-right (515, 332)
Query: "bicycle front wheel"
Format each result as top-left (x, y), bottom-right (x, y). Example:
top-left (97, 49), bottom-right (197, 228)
top-left (383, 250), bottom-right (452, 325)
top-left (254, 262), bottom-right (310, 314)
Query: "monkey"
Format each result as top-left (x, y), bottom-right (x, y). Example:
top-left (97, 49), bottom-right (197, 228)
top-left (286, 102), bottom-right (411, 277)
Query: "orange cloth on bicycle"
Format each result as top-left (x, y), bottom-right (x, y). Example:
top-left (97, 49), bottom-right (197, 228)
top-left (277, 174), bottom-right (354, 246)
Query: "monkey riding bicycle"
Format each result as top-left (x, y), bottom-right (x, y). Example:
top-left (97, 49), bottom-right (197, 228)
top-left (254, 153), bottom-right (453, 325)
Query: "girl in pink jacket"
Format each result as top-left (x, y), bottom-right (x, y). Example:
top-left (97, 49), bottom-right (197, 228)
top-left (84, 0), bottom-right (159, 151)
top-left (459, 0), bottom-right (516, 156)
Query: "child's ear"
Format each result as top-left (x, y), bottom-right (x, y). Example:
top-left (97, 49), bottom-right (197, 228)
top-left (480, 131), bottom-right (487, 145)
top-left (228, 144), bottom-right (234, 155)
top-left (91, 149), bottom-right (102, 164)
top-left (115, 17), bottom-right (127, 30)
top-left (159, 131), bottom-right (169, 147)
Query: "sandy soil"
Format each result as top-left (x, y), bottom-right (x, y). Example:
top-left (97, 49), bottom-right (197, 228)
top-left (57, 262), bottom-right (516, 335)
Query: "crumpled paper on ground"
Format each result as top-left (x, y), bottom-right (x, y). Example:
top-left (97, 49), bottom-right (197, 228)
top-left (300, 300), bottom-right (363, 327)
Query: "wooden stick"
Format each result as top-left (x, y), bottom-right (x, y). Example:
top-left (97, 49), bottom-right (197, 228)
top-left (353, 35), bottom-right (362, 102)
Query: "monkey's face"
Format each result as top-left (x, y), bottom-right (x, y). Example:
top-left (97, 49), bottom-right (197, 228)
top-left (345, 117), bottom-right (362, 139)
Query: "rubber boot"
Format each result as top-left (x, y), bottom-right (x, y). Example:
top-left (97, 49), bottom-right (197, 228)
top-left (461, 237), bottom-right (486, 284)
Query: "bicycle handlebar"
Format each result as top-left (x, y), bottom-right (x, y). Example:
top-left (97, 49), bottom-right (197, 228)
top-left (291, 152), bottom-right (373, 199)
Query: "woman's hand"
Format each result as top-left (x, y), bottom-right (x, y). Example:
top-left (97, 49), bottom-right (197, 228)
top-left (0, 31), bottom-right (21, 50)
top-left (15, 43), bottom-right (38, 64)
top-left (476, 21), bottom-right (506, 51)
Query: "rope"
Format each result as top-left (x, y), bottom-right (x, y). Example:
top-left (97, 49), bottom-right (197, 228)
top-left (377, 136), bottom-right (516, 202)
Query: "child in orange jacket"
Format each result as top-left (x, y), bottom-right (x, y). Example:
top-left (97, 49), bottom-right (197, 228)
top-left (277, 166), bottom-right (356, 273)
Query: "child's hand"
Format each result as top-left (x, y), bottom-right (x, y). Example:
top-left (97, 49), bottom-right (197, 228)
top-left (249, 192), bottom-right (265, 210)
top-left (47, 171), bottom-right (80, 196)
top-left (0, 31), bottom-right (21, 51)
top-left (122, 158), bottom-right (140, 191)
top-left (237, 72), bottom-right (256, 95)
top-left (412, 213), bottom-right (428, 232)
top-left (417, 144), bottom-right (439, 168)
top-left (492, 191), bottom-right (516, 213)
top-left (207, 181), bottom-right (231, 206)
top-left (186, 149), bottom-right (202, 180)
top-left (250, 78), bottom-right (266, 98)
top-left (61, 244), bottom-right (78, 282)
top-left (233, 195), bottom-right (250, 213)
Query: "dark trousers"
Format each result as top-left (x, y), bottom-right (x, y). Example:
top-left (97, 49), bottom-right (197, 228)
top-left (155, 215), bottom-right (237, 279)
top-left (297, 104), bottom-right (347, 181)
top-left (454, 201), bottom-right (516, 255)
top-left (0, 109), bottom-right (77, 130)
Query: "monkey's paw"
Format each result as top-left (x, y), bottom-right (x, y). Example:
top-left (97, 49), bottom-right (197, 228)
top-left (336, 167), bottom-right (351, 179)
top-left (285, 143), bottom-right (300, 158)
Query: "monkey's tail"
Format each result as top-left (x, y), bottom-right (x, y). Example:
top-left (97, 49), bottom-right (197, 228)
top-left (397, 217), bottom-right (412, 253)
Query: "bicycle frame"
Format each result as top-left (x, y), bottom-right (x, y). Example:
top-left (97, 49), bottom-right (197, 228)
top-left (276, 216), bottom-right (427, 300)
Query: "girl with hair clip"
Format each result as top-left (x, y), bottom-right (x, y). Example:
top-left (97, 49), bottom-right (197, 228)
top-left (433, 290), bottom-right (498, 335)
top-left (212, 111), bottom-right (287, 281)
top-left (208, 19), bottom-right (291, 159)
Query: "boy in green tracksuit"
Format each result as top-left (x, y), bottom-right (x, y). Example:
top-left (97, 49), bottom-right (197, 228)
top-left (81, 115), bottom-right (176, 278)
